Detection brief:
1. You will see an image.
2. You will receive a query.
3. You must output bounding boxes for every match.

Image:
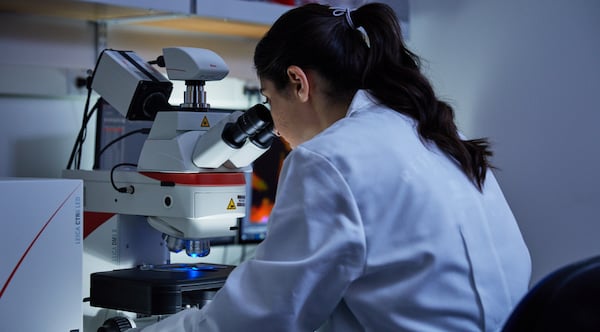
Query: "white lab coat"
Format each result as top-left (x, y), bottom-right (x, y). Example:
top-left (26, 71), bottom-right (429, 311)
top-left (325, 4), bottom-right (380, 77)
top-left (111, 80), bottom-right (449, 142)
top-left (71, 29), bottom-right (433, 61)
top-left (137, 90), bottom-right (531, 332)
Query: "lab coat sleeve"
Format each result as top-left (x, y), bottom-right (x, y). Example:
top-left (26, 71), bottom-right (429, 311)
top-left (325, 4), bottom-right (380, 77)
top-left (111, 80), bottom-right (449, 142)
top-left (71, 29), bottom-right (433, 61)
top-left (140, 146), bottom-right (367, 332)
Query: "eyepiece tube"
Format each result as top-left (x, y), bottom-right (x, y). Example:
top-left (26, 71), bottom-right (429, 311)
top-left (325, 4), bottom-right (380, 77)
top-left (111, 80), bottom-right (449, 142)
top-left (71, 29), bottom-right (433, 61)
top-left (222, 104), bottom-right (272, 148)
top-left (250, 122), bottom-right (276, 149)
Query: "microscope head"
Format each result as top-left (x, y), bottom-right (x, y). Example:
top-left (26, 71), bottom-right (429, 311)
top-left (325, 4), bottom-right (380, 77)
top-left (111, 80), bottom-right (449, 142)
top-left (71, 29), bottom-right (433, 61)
top-left (161, 47), bottom-right (229, 110)
top-left (90, 47), bottom-right (230, 120)
top-left (162, 47), bottom-right (229, 82)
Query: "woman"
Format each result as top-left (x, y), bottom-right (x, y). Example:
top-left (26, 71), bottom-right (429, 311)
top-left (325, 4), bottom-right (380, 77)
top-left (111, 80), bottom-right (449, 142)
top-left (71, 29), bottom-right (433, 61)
top-left (138, 3), bottom-right (531, 331)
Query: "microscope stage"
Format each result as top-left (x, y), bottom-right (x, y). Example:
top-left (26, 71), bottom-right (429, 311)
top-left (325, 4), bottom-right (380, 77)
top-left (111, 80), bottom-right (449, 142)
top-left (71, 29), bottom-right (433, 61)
top-left (89, 263), bottom-right (235, 315)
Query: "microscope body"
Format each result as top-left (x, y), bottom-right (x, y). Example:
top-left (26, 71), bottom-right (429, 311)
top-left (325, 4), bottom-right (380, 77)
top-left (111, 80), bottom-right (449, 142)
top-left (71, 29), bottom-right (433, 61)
top-left (61, 47), bottom-right (274, 329)
top-left (64, 46), bottom-right (273, 258)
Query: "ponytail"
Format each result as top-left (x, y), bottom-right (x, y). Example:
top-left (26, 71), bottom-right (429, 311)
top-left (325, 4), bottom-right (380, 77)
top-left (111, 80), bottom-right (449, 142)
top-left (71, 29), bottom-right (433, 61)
top-left (255, 3), bottom-right (493, 191)
top-left (352, 3), bottom-right (493, 190)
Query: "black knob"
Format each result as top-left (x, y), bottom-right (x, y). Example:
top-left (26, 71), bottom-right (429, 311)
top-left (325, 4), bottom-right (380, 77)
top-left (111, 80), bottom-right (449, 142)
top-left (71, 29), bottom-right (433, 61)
top-left (97, 316), bottom-right (134, 332)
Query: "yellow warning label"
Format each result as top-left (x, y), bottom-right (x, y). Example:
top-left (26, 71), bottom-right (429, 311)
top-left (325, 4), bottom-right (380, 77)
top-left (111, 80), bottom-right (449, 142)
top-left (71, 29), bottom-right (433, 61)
top-left (227, 198), bottom-right (236, 210)
top-left (201, 116), bottom-right (210, 127)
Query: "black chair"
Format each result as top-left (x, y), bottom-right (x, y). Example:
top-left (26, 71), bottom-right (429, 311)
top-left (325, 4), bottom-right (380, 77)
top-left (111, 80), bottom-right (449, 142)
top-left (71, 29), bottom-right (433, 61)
top-left (502, 255), bottom-right (600, 332)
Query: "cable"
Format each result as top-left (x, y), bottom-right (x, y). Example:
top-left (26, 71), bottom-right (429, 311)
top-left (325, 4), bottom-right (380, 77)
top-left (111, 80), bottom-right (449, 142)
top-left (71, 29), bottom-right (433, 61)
top-left (66, 49), bottom-right (107, 170)
top-left (76, 100), bottom-right (88, 169)
top-left (110, 163), bottom-right (137, 194)
top-left (66, 82), bottom-right (93, 169)
top-left (93, 128), bottom-right (151, 169)
top-left (148, 55), bottom-right (166, 67)
top-left (78, 99), bottom-right (100, 169)
top-left (66, 92), bottom-right (101, 170)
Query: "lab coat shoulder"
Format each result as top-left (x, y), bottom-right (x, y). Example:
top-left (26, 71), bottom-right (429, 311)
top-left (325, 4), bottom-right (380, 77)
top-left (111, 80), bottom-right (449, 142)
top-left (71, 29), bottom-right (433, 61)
top-left (296, 92), bottom-right (531, 330)
top-left (258, 144), bottom-right (367, 264)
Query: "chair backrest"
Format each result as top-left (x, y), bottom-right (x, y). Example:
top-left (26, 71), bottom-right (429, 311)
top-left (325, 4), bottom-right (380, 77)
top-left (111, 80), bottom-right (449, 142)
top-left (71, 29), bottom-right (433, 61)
top-left (502, 255), bottom-right (600, 332)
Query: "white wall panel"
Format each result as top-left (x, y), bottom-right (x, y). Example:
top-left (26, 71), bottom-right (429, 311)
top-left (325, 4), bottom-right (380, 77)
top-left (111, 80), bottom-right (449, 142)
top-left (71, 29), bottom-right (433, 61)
top-left (408, 0), bottom-right (600, 283)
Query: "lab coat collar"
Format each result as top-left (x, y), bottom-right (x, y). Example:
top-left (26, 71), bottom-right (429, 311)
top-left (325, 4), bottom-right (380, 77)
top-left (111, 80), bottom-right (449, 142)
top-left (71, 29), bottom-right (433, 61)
top-left (346, 89), bottom-right (379, 117)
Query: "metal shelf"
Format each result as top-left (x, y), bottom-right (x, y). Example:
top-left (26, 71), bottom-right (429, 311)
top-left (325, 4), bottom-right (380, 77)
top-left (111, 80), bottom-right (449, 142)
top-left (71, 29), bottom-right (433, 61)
top-left (0, 0), bottom-right (292, 39)
top-left (0, 0), bottom-right (409, 40)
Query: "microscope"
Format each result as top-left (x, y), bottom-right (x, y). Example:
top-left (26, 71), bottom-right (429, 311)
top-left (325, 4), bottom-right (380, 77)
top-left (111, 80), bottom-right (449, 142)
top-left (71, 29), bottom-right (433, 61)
top-left (63, 47), bottom-right (274, 330)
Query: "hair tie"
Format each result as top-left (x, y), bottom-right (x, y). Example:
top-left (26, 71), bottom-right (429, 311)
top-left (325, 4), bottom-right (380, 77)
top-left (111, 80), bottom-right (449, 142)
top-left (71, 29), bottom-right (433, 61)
top-left (331, 7), bottom-right (356, 29)
top-left (331, 6), bottom-right (369, 48)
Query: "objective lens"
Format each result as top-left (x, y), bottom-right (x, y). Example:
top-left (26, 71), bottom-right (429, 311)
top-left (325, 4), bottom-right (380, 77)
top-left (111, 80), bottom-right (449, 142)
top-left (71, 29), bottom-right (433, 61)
top-left (163, 234), bottom-right (185, 253)
top-left (185, 239), bottom-right (211, 257)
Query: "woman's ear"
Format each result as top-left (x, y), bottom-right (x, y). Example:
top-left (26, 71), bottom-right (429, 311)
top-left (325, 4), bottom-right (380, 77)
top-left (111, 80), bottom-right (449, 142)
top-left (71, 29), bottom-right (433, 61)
top-left (286, 65), bottom-right (309, 102)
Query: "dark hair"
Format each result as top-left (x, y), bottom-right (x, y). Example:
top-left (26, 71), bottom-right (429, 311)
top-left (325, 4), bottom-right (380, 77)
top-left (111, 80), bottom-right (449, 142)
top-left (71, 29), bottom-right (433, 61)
top-left (254, 3), bottom-right (493, 191)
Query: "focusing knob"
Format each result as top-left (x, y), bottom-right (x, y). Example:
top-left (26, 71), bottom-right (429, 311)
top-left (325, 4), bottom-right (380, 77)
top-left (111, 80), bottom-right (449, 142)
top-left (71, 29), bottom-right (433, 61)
top-left (97, 316), bottom-right (134, 332)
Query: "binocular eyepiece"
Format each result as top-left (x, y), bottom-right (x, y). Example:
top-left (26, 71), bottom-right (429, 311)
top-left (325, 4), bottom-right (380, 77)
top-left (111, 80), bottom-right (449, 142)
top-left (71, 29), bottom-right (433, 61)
top-left (222, 104), bottom-right (275, 149)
